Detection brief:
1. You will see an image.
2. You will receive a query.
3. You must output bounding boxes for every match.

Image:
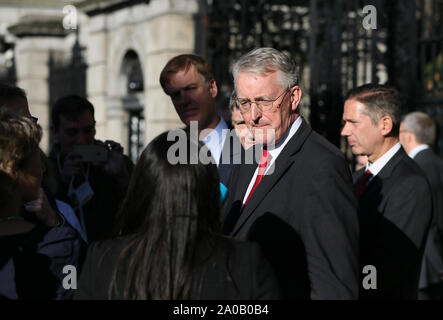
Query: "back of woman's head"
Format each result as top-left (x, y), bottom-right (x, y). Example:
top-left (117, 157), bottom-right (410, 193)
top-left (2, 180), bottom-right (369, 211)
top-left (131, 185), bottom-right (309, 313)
top-left (111, 131), bottom-right (223, 299)
top-left (119, 130), bottom-right (221, 236)
top-left (0, 110), bottom-right (42, 177)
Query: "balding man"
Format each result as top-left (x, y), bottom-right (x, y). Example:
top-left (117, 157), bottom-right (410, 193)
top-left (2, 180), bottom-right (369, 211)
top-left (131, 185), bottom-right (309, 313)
top-left (400, 111), bottom-right (443, 299)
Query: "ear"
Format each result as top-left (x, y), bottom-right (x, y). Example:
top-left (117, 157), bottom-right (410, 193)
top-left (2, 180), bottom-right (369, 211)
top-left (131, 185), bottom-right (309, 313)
top-left (379, 115), bottom-right (393, 136)
top-left (289, 86), bottom-right (302, 112)
top-left (208, 79), bottom-right (218, 98)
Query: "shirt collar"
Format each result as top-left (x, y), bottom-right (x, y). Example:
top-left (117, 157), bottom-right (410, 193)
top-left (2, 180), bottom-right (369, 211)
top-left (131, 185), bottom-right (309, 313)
top-left (366, 142), bottom-right (401, 176)
top-left (265, 116), bottom-right (303, 166)
top-left (408, 144), bottom-right (429, 159)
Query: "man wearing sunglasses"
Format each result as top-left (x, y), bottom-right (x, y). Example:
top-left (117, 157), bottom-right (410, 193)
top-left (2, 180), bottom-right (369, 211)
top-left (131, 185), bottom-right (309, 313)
top-left (222, 48), bottom-right (359, 299)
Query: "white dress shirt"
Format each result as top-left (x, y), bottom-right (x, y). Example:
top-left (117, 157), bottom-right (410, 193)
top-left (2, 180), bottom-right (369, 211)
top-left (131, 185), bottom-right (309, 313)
top-left (366, 142), bottom-right (402, 180)
top-left (202, 117), bottom-right (228, 167)
top-left (242, 116), bottom-right (303, 205)
top-left (408, 144), bottom-right (429, 159)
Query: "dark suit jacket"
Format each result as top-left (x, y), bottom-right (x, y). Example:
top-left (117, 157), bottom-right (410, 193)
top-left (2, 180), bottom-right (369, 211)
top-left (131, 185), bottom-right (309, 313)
top-left (218, 130), bottom-right (243, 186)
top-left (354, 147), bottom-right (432, 299)
top-left (222, 120), bottom-right (360, 300)
top-left (74, 236), bottom-right (280, 300)
top-left (413, 148), bottom-right (443, 289)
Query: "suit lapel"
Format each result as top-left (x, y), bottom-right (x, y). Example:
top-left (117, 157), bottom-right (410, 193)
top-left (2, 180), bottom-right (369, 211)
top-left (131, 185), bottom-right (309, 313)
top-left (232, 120), bottom-right (312, 235)
top-left (372, 147), bottom-right (406, 180)
top-left (360, 147), bottom-right (406, 199)
top-left (218, 130), bottom-right (244, 185)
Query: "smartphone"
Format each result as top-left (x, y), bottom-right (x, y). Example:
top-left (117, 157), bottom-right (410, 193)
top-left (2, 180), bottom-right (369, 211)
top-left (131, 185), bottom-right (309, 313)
top-left (71, 144), bottom-right (108, 163)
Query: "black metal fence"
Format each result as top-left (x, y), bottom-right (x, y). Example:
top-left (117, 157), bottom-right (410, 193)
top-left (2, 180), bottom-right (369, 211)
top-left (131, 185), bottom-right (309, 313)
top-left (197, 0), bottom-right (443, 159)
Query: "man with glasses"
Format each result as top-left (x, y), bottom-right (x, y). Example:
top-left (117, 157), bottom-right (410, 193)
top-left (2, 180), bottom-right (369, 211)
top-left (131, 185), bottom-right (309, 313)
top-left (0, 83), bottom-right (36, 120)
top-left (222, 48), bottom-right (359, 299)
top-left (0, 83), bottom-right (71, 229)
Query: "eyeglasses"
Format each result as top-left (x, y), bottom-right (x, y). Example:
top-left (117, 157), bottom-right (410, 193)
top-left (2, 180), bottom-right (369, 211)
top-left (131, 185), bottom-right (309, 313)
top-left (236, 89), bottom-right (289, 113)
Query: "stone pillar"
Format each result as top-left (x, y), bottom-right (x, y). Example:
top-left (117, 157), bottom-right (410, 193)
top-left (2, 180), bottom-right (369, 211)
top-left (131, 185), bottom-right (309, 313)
top-left (9, 17), bottom-right (69, 153)
top-left (142, 0), bottom-right (198, 144)
top-left (80, 0), bottom-right (198, 153)
top-left (84, 14), bottom-right (108, 142)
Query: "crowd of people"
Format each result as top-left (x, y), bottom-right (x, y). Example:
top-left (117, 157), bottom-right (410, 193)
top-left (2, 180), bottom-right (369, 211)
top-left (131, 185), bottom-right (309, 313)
top-left (0, 47), bottom-right (442, 300)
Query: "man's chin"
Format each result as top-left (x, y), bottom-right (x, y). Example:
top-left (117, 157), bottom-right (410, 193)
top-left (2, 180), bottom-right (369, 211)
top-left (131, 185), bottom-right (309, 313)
top-left (252, 127), bottom-right (276, 146)
top-left (350, 146), bottom-right (364, 156)
top-left (184, 117), bottom-right (201, 127)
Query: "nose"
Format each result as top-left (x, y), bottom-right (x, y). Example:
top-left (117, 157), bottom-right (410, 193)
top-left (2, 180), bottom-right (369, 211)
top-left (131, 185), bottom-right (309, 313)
top-left (174, 90), bottom-right (190, 106)
top-left (341, 122), bottom-right (350, 136)
top-left (250, 103), bottom-right (262, 123)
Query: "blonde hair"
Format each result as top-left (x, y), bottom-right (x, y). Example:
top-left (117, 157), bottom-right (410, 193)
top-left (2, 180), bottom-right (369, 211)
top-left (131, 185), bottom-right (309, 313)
top-left (0, 110), bottom-right (42, 177)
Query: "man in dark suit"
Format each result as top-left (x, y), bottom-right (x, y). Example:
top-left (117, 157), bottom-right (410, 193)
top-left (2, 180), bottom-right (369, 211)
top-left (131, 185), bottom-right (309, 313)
top-left (160, 54), bottom-right (235, 185)
top-left (222, 47), bottom-right (360, 299)
top-left (400, 111), bottom-right (443, 299)
top-left (342, 84), bottom-right (432, 299)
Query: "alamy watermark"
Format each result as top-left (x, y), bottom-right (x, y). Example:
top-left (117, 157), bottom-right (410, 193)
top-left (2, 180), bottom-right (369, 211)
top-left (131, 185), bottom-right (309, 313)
top-left (61, 264), bottom-right (378, 291)
top-left (166, 121), bottom-right (276, 175)
top-left (63, 5), bottom-right (77, 30)
top-left (362, 5), bottom-right (377, 30)
top-left (62, 264), bottom-right (77, 290)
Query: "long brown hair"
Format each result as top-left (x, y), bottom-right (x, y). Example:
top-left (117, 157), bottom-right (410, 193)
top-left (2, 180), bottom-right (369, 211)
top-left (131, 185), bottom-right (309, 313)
top-left (109, 131), bottom-right (227, 299)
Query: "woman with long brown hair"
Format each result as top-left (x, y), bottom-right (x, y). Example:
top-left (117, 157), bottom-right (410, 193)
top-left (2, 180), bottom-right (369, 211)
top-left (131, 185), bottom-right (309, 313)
top-left (75, 131), bottom-right (279, 299)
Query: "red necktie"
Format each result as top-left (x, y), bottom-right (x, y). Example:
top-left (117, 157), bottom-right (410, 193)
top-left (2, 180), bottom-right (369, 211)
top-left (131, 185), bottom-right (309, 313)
top-left (244, 148), bottom-right (271, 205)
top-left (355, 169), bottom-right (373, 198)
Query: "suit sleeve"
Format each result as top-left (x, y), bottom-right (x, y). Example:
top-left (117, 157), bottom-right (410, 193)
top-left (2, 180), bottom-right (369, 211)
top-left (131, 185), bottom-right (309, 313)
top-left (382, 175), bottom-right (432, 248)
top-left (300, 156), bottom-right (360, 299)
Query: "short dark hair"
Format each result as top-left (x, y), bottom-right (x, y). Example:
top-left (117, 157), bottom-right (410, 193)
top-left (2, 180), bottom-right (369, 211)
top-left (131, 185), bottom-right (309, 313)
top-left (0, 83), bottom-right (27, 108)
top-left (159, 54), bottom-right (214, 93)
top-left (345, 83), bottom-right (402, 136)
top-left (51, 95), bottom-right (95, 130)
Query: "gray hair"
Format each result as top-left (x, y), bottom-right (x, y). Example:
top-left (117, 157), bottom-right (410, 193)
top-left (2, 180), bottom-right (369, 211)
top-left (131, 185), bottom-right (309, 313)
top-left (231, 47), bottom-right (299, 89)
top-left (402, 111), bottom-right (436, 145)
